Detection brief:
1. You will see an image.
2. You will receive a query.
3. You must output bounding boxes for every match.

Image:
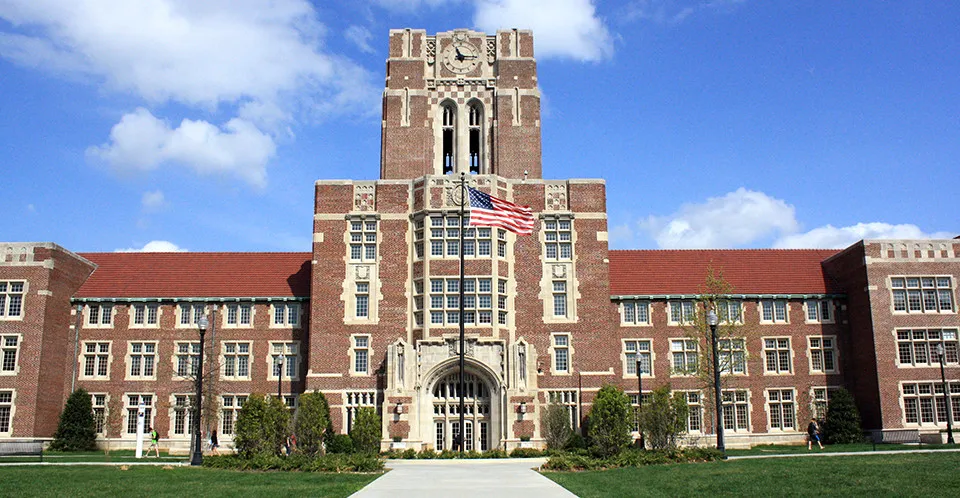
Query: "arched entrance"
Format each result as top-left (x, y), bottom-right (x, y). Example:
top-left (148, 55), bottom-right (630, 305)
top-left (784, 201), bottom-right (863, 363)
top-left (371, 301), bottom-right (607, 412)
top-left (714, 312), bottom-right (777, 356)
top-left (430, 371), bottom-right (493, 451)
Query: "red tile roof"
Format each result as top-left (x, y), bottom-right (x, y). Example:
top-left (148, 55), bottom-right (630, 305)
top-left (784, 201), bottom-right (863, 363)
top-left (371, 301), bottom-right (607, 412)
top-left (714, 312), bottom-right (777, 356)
top-left (75, 252), bottom-right (311, 298)
top-left (608, 249), bottom-right (842, 296)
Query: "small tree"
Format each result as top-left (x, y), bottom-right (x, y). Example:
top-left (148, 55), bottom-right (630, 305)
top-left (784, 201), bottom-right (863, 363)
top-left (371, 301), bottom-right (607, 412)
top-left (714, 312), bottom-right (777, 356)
top-left (822, 388), bottom-right (864, 444)
top-left (234, 393), bottom-right (290, 457)
top-left (638, 385), bottom-right (689, 450)
top-left (50, 388), bottom-right (98, 451)
top-left (541, 402), bottom-right (573, 449)
top-left (588, 384), bottom-right (633, 457)
top-left (349, 406), bottom-right (381, 454)
top-left (294, 391), bottom-right (332, 455)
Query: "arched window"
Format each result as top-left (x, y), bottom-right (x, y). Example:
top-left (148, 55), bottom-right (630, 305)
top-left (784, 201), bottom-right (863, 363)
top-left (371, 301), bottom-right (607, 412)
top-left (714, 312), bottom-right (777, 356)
top-left (468, 102), bottom-right (483, 174)
top-left (441, 103), bottom-right (456, 174)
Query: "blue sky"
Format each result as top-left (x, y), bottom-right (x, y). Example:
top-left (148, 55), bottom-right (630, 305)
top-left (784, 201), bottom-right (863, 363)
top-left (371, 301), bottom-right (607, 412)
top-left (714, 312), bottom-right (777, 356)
top-left (1, 0), bottom-right (957, 253)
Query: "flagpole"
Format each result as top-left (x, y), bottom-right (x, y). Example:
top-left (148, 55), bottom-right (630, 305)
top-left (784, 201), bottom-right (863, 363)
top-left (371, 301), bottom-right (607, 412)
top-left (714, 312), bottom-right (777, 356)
top-left (458, 172), bottom-right (466, 456)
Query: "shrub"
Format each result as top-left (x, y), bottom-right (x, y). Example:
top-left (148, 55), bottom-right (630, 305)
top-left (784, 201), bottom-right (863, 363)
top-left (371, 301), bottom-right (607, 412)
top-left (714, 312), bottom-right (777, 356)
top-left (349, 407), bottom-right (382, 454)
top-left (50, 388), bottom-right (98, 452)
top-left (482, 449), bottom-right (508, 458)
top-left (564, 432), bottom-right (588, 450)
top-left (541, 402), bottom-right (573, 449)
top-left (401, 448), bottom-right (417, 459)
top-left (509, 447), bottom-right (544, 458)
top-left (417, 448), bottom-right (438, 459)
top-left (326, 433), bottom-right (354, 454)
top-left (541, 447), bottom-right (723, 471)
top-left (202, 453), bottom-right (383, 472)
top-left (294, 391), bottom-right (332, 455)
top-left (822, 387), bottom-right (864, 444)
top-left (638, 385), bottom-right (689, 450)
top-left (234, 394), bottom-right (290, 457)
top-left (588, 384), bottom-right (633, 457)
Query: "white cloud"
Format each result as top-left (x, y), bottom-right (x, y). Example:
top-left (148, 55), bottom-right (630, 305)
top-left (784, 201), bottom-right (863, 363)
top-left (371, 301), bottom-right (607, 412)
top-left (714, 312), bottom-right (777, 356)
top-left (474, 0), bottom-right (613, 61)
top-left (87, 108), bottom-right (275, 187)
top-left (773, 223), bottom-right (955, 249)
top-left (141, 190), bottom-right (165, 210)
top-left (116, 240), bottom-right (186, 252)
top-left (624, 0), bottom-right (745, 25)
top-left (640, 188), bottom-right (799, 249)
top-left (345, 25), bottom-right (375, 54)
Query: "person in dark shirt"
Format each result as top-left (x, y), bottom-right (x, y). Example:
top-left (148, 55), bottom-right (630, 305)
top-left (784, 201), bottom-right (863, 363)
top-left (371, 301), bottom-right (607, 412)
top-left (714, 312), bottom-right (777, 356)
top-left (807, 419), bottom-right (824, 450)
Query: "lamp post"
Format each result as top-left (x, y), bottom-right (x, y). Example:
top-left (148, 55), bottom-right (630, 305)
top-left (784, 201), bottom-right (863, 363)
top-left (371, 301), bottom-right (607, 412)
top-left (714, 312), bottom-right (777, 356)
top-left (190, 316), bottom-right (208, 466)
top-left (936, 343), bottom-right (955, 444)
top-left (275, 356), bottom-right (284, 403)
top-left (707, 309), bottom-right (724, 454)
top-left (636, 355), bottom-right (644, 449)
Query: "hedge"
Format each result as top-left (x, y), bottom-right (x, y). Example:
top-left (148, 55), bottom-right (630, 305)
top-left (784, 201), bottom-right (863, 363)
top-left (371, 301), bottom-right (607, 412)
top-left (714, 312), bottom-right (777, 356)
top-left (202, 453), bottom-right (384, 472)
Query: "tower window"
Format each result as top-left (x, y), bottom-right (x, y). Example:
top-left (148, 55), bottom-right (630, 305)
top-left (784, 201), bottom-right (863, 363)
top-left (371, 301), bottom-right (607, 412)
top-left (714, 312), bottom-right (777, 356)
top-left (442, 104), bottom-right (456, 174)
top-left (468, 103), bottom-right (482, 174)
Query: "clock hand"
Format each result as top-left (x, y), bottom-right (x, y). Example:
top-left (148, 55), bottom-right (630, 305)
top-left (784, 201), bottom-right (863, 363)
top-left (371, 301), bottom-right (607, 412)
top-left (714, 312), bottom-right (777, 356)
top-left (455, 46), bottom-right (465, 61)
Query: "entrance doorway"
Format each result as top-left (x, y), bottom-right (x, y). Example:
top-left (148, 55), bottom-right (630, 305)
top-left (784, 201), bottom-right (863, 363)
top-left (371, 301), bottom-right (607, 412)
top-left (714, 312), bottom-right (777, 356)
top-left (431, 372), bottom-right (491, 451)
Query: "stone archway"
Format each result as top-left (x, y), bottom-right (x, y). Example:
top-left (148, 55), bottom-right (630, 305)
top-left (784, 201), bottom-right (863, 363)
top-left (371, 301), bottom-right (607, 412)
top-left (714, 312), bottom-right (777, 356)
top-left (420, 359), bottom-right (504, 451)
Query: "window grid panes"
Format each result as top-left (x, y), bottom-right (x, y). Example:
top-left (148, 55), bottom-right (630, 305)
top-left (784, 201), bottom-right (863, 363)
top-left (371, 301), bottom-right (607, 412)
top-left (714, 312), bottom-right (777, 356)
top-left (669, 301), bottom-right (695, 324)
top-left (428, 277), bottom-right (496, 326)
top-left (897, 329), bottom-right (959, 366)
top-left (763, 338), bottom-right (792, 373)
top-left (621, 301), bottom-right (650, 325)
top-left (891, 276), bottom-right (954, 313)
top-left (554, 335), bottom-right (570, 373)
top-left (671, 339), bottom-right (698, 375)
top-left (718, 338), bottom-right (746, 374)
top-left (767, 389), bottom-right (796, 430)
top-left (809, 337), bottom-right (837, 372)
top-left (223, 342), bottom-right (251, 379)
top-left (129, 342), bottom-right (157, 378)
top-left (902, 382), bottom-right (960, 425)
top-left (0, 281), bottom-right (24, 318)
top-left (1, 335), bottom-right (19, 373)
top-left (83, 342), bottom-right (110, 378)
top-left (722, 390), bottom-right (750, 431)
top-left (349, 219), bottom-right (378, 262)
top-left (543, 218), bottom-right (573, 260)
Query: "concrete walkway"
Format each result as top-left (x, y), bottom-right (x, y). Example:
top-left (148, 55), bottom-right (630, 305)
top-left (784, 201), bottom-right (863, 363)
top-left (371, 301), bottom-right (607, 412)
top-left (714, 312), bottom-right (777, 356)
top-left (351, 458), bottom-right (577, 498)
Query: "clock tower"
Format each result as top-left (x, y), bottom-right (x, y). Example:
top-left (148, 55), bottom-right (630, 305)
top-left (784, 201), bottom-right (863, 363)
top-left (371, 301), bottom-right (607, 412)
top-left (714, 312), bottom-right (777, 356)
top-left (380, 29), bottom-right (542, 180)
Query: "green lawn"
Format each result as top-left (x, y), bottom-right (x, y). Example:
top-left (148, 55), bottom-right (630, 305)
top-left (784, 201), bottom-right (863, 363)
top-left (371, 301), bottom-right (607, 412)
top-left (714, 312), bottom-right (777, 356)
top-left (0, 466), bottom-right (379, 498)
top-left (724, 442), bottom-right (953, 456)
top-left (545, 452), bottom-right (960, 497)
top-left (0, 449), bottom-right (187, 464)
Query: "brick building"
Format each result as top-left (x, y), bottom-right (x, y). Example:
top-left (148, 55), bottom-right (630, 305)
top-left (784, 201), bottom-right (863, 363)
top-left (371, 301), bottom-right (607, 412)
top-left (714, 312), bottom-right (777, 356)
top-left (1, 29), bottom-right (958, 451)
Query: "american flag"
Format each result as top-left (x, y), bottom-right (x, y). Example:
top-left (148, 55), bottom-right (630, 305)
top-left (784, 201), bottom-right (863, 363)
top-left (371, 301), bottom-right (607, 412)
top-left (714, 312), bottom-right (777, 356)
top-left (467, 187), bottom-right (535, 235)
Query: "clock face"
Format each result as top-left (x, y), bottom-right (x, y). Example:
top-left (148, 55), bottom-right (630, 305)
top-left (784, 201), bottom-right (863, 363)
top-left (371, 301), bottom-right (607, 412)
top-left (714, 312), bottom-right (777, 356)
top-left (441, 41), bottom-right (481, 74)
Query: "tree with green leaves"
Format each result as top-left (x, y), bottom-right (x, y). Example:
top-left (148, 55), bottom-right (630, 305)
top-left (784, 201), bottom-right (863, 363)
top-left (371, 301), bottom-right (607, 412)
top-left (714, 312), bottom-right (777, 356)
top-left (822, 388), bottom-right (864, 444)
top-left (349, 406), bottom-right (381, 454)
top-left (638, 385), bottom-right (689, 450)
top-left (233, 393), bottom-right (291, 457)
top-left (541, 402), bottom-right (573, 449)
top-left (588, 384), bottom-right (633, 457)
top-left (50, 388), bottom-right (98, 451)
top-left (294, 391), bottom-right (332, 455)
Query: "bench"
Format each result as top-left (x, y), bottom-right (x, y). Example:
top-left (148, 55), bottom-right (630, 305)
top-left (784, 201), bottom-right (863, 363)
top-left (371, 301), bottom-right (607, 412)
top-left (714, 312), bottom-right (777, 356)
top-left (0, 440), bottom-right (44, 461)
top-left (873, 429), bottom-right (921, 450)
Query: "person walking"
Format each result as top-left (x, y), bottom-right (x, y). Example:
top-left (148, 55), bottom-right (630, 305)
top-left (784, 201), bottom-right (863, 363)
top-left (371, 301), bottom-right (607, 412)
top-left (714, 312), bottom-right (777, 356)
top-left (807, 418), bottom-right (824, 450)
top-left (210, 429), bottom-right (220, 455)
top-left (147, 426), bottom-right (161, 457)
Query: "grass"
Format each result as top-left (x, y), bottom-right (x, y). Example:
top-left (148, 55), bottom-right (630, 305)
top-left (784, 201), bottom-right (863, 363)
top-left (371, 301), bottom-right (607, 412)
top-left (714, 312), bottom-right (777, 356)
top-left (724, 442), bottom-right (954, 456)
top-left (0, 449), bottom-right (187, 464)
top-left (0, 465), bottom-right (380, 498)
top-left (545, 452), bottom-right (960, 497)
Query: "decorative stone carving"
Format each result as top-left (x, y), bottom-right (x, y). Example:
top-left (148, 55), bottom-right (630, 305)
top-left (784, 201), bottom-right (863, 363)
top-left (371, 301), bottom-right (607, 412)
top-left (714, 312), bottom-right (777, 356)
top-left (552, 264), bottom-right (566, 278)
top-left (545, 183), bottom-right (568, 211)
top-left (487, 38), bottom-right (497, 64)
top-left (355, 265), bottom-right (370, 280)
top-left (426, 39), bottom-right (436, 64)
top-left (354, 184), bottom-right (375, 212)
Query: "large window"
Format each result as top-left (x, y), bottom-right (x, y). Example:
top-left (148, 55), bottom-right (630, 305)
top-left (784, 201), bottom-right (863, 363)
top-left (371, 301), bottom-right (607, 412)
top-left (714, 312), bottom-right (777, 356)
top-left (897, 329), bottom-right (959, 366)
top-left (430, 216), bottom-right (493, 258)
top-left (624, 340), bottom-right (651, 376)
top-left (761, 300), bottom-right (788, 323)
top-left (809, 336), bottom-right (837, 373)
top-left (0, 390), bottom-right (12, 433)
top-left (222, 342), bottom-right (251, 380)
top-left (225, 303), bottom-right (252, 327)
top-left (174, 342), bottom-right (200, 378)
top-left (131, 304), bottom-right (159, 326)
top-left (345, 391), bottom-right (376, 432)
top-left (273, 303), bottom-right (300, 327)
top-left (902, 382), bottom-right (960, 425)
top-left (721, 390), bottom-right (750, 432)
top-left (669, 301), bottom-right (695, 325)
top-left (349, 219), bottom-right (378, 262)
top-left (82, 342), bottom-right (110, 379)
top-left (684, 392), bottom-right (703, 432)
top-left (88, 304), bottom-right (113, 326)
top-left (763, 338), bottom-right (792, 373)
top-left (353, 336), bottom-right (369, 374)
top-left (621, 301), bottom-right (650, 325)
top-left (543, 218), bottom-right (572, 260)
top-left (553, 334), bottom-right (571, 373)
top-left (271, 342), bottom-right (299, 379)
top-left (552, 281), bottom-right (568, 318)
top-left (171, 394), bottom-right (195, 437)
top-left (811, 387), bottom-right (835, 420)
top-left (891, 277), bottom-right (954, 313)
top-left (428, 277), bottom-right (495, 326)
top-left (1, 335), bottom-right (20, 374)
top-left (718, 338), bottom-right (746, 374)
top-left (671, 339), bottom-right (698, 375)
top-left (549, 390), bottom-right (579, 431)
top-left (125, 394), bottom-right (153, 434)
top-left (0, 281), bottom-right (24, 318)
top-left (767, 389), bottom-right (796, 430)
top-left (717, 300), bottom-right (742, 324)
top-left (178, 304), bottom-right (205, 327)
top-left (221, 395), bottom-right (247, 435)
top-left (355, 283), bottom-right (369, 319)
top-left (805, 300), bottom-right (833, 323)
top-left (91, 393), bottom-right (107, 434)
top-left (128, 342), bottom-right (157, 379)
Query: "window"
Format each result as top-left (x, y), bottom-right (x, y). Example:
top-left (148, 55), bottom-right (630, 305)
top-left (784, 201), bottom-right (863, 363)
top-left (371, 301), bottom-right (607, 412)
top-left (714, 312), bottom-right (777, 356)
top-left (178, 303), bottom-right (205, 327)
top-left (174, 342), bottom-right (200, 377)
top-left (225, 303), bottom-right (252, 326)
top-left (355, 283), bottom-right (369, 319)
top-left (763, 338), bottom-right (792, 374)
top-left (0, 390), bottom-right (12, 433)
top-left (498, 279), bottom-right (508, 326)
top-left (497, 229), bottom-right (507, 258)
top-left (809, 336), bottom-right (837, 373)
top-left (671, 339), bottom-right (698, 375)
top-left (345, 391), bottom-right (376, 432)
top-left (428, 277), bottom-right (495, 326)
top-left (544, 218), bottom-right (572, 260)
top-left (811, 387), bottom-right (834, 420)
top-left (902, 382), bottom-right (960, 425)
top-left (767, 389), bottom-right (796, 430)
top-left (427, 216), bottom-right (495, 259)
top-left (552, 281), bottom-right (568, 318)
top-left (718, 338), bottom-right (746, 374)
top-left (413, 217), bottom-right (425, 260)
top-left (349, 219), bottom-right (378, 261)
top-left (805, 300), bottom-right (833, 323)
top-left (222, 342), bottom-right (251, 379)
top-left (549, 391), bottom-right (579, 431)
top-left (468, 102), bottom-right (483, 173)
top-left (891, 277), bottom-right (954, 313)
top-left (441, 102), bottom-right (456, 174)
top-left (82, 342), bottom-right (110, 379)
top-left (624, 340), bottom-right (652, 376)
top-left (271, 342), bottom-right (299, 379)
top-left (353, 336), bottom-right (370, 374)
top-left (125, 394), bottom-right (153, 434)
top-left (718, 300), bottom-right (742, 324)
top-left (87, 304), bottom-right (113, 326)
top-left (171, 394), bottom-right (195, 437)
top-left (621, 301), bottom-right (650, 325)
top-left (131, 304), bottom-right (159, 326)
top-left (684, 392), bottom-right (703, 432)
top-left (273, 303), bottom-right (300, 327)
top-left (721, 390), bottom-right (750, 431)
top-left (0, 281), bottom-right (24, 318)
top-left (553, 334), bottom-right (570, 373)
top-left (896, 329), bottom-right (959, 366)
top-left (1, 335), bottom-right (20, 374)
top-left (669, 301), bottom-right (695, 325)
top-left (221, 395), bottom-right (247, 435)
top-left (128, 342), bottom-right (157, 379)
top-left (91, 394), bottom-right (107, 434)
top-left (761, 300), bottom-right (788, 323)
